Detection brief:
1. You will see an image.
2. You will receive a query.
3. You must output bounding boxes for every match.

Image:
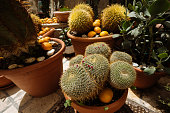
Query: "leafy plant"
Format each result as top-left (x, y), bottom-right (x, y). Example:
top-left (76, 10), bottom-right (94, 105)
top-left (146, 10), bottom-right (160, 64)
top-left (59, 27), bottom-right (72, 46)
top-left (59, 7), bottom-right (71, 11)
top-left (113, 0), bottom-right (170, 75)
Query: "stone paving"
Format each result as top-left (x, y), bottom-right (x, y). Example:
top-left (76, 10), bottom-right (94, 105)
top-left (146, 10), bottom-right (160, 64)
top-left (0, 57), bottom-right (169, 113)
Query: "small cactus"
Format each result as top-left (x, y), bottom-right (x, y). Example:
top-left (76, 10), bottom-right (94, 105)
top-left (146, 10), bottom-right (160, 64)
top-left (68, 9), bottom-right (93, 35)
top-left (85, 42), bottom-right (111, 59)
top-left (101, 4), bottom-right (128, 33)
top-left (110, 51), bottom-right (132, 64)
top-left (69, 55), bottom-right (84, 66)
top-left (110, 61), bottom-right (136, 89)
top-left (72, 3), bottom-right (94, 18)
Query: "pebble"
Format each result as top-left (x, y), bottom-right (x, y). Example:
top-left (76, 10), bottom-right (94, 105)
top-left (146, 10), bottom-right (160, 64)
top-left (25, 57), bottom-right (36, 63)
top-left (49, 41), bottom-right (58, 45)
top-left (37, 56), bottom-right (45, 62)
top-left (47, 49), bottom-right (55, 56)
top-left (133, 62), bottom-right (139, 67)
top-left (95, 35), bottom-right (99, 37)
top-left (18, 65), bottom-right (24, 68)
top-left (8, 64), bottom-right (18, 69)
top-left (82, 34), bottom-right (88, 38)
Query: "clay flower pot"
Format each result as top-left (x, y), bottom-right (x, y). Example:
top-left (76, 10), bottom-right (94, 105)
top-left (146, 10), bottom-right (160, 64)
top-left (134, 67), bottom-right (166, 89)
top-left (64, 89), bottom-right (128, 113)
top-left (67, 31), bottom-right (115, 55)
top-left (0, 38), bottom-right (65, 97)
top-left (0, 75), bottom-right (14, 90)
top-left (53, 11), bottom-right (71, 23)
top-left (42, 28), bottom-right (55, 37)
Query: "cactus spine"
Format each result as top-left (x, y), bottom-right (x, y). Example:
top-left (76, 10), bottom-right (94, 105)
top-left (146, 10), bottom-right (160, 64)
top-left (68, 9), bottom-right (93, 35)
top-left (72, 3), bottom-right (94, 18)
top-left (0, 0), bottom-right (37, 58)
top-left (69, 55), bottom-right (84, 66)
top-left (110, 61), bottom-right (136, 89)
top-left (110, 51), bottom-right (132, 64)
top-left (101, 4), bottom-right (128, 33)
top-left (85, 42), bottom-right (111, 59)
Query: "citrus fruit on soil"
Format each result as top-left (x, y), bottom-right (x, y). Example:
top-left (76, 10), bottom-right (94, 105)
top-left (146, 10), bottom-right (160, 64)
top-left (99, 88), bottom-right (113, 103)
top-left (41, 42), bottom-right (52, 50)
top-left (93, 21), bottom-right (100, 27)
top-left (88, 31), bottom-right (96, 37)
top-left (94, 27), bottom-right (101, 33)
top-left (100, 31), bottom-right (109, 37)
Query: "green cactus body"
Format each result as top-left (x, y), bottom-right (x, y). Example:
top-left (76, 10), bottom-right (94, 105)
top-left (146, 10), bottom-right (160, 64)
top-left (85, 42), bottom-right (111, 59)
top-left (69, 55), bottom-right (84, 66)
top-left (81, 54), bottom-right (110, 86)
top-left (101, 4), bottom-right (128, 33)
top-left (61, 54), bottom-right (109, 101)
top-left (60, 64), bottom-right (101, 101)
top-left (68, 9), bottom-right (93, 35)
top-left (30, 14), bottom-right (42, 33)
top-left (72, 3), bottom-right (94, 18)
top-left (0, 0), bottom-right (37, 58)
top-left (110, 51), bottom-right (132, 64)
top-left (110, 61), bottom-right (136, 89)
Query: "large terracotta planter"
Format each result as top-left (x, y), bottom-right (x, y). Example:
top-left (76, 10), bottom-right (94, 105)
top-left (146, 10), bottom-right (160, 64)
top-left (0, 75), bottom-right (14, 90)
top-left (53, 11), bottom-right (71, 23)
top-left (134, 67), bottom-right (166, 89)
top-left (67, 31), bottom-right (116, 55)
top-left (0, 38), bottom-right (65, 97)
top-left (64, 89), bottom-right (128, 113)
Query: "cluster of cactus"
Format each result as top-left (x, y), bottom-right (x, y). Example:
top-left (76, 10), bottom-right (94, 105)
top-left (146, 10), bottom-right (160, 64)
top-left (61, 42), bottom-right (136, 102)
top-left (85, 42), bottom-right (111, 59)
top-left (60, 54), bottom-right (109, 101)
top-left (68, 3), bottom-right (93, 35)
top-left (101, 4), bottom-right (128, 33)
top-left (0, 0), bottom-right (37, 58)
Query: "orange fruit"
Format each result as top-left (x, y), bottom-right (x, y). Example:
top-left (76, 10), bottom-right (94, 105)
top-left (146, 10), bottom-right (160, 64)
top-left (94, 27), bottom-right (101, 33)
top-left (99, 88), bottom-right (113, 103)
top-left (43, 37), bottom-right (50, 42)
top-left (100, 31), bottom-right (109, 37)
top-left (41, 42), bottom-right (52, 50)
top-left (88, 31), bottom-right (96, 37)
top-left (43, 27), bottom-right (50, 32)
top-left (39, 31), bottom-right (45, 36)
top-left (38, 38), bottom-right (44, 43)
top-left (93, 21), bottom-right (100, 27)
top-left (95, 19), bottom-right (100, 23)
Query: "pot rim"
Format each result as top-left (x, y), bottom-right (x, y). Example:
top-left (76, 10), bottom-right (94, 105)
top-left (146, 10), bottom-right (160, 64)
top-left (0, 38), bottom-right (65, 75)
top-left (67, 30), bottom-right (115, 42)
top-left (65, 89), bottom-right (128, 110)
top-left (53, 11), bottom-right (71, 14)
top-left (134, 67), bottom-right (165, 75)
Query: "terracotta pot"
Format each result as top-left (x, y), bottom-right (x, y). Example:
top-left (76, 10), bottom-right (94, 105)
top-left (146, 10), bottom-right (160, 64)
top-left (53, 11), bottom-right (71, 23)
top-left (64, 89), bottom-right (128, 113)
top-left (0, 38), bottom-right (65, 97)
top-left (134, 67), bottom-right (166, 89)
top-left (0, 75), bottom-right (14, 90)
top-left (67, 31), bottom-right (117, 55)
top-left (42, 28), bottom-right (55, 38)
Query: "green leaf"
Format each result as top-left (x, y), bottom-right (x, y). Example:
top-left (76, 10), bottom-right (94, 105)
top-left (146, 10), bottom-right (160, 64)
top-left (104, 106), bottom-right (109, 111)
top-left (64, 99), bottom-right (71, 108)
top-left (112, 34), bottom-right (121, 38)
top-left (144, 9), bottom-right (151, 17)
top-left (128, 3), bottom-right (134, 10)
top-left (149, 0), bottom-right (170, 16)
top-left (148, 19), bottom-right (165, 26)
top-left (128, 24), bottom-right (143, 37)
top-left (158, 53), bottom-right (168, 59)
top-left (131, 86), bottom-right (137, 90)
top-left (120, 30), bottom-right (127, 33)
top-left (144, 66), bottom-right (156, 75)
top-left (128, 12), bottom-right (137, 18)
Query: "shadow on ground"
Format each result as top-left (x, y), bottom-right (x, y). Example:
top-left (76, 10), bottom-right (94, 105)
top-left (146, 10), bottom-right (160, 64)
top-left (131, 75), bottom-right (170, 113)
